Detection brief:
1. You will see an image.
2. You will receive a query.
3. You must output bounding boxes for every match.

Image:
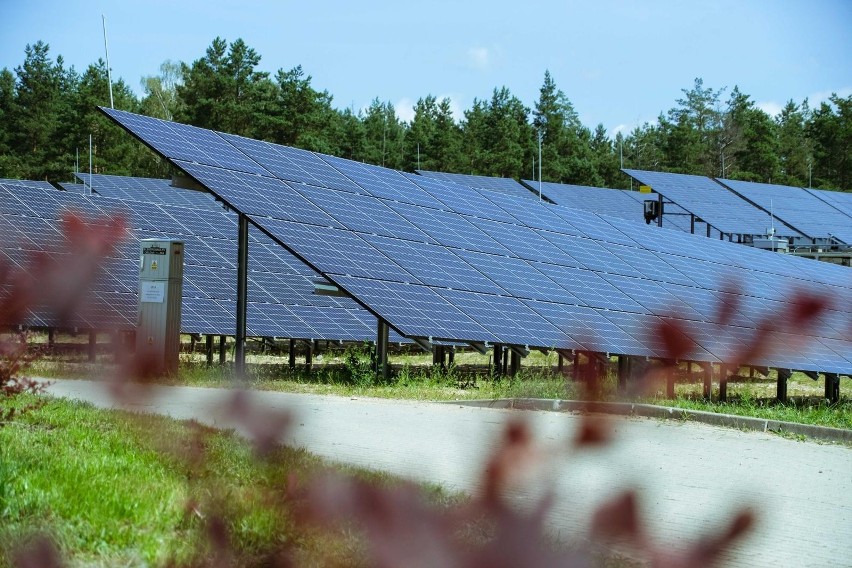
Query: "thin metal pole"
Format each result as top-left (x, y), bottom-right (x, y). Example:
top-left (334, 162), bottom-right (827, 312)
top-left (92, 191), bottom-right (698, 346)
top-left (88, 134), bottom-right (93, 195)
top-left (102, 15), bottom-right (114, 109)
top-left (235, 214), bottom-right (249, 377)
top-left (537, 131), bottom-right (542, 201)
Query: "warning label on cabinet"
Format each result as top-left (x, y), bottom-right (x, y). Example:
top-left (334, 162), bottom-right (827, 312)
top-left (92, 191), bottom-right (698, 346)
top-left (141, 281), bottom-right (166, 303)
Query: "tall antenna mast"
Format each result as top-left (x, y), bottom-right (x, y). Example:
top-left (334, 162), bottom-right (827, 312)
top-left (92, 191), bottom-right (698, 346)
top-left (102, 15), bottom-right (114, 109)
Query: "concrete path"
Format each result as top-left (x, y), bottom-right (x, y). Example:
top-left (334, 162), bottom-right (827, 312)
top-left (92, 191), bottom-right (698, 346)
top-left (44, 379), bottom-right (851, 567)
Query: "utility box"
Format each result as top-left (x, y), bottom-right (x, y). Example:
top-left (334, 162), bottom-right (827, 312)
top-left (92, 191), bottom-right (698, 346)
top-left (137, 239), bottom-right (183, 374)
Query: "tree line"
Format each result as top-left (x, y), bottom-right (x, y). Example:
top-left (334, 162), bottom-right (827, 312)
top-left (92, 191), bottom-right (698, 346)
top-left (1, 37), bottom-right (849, 191)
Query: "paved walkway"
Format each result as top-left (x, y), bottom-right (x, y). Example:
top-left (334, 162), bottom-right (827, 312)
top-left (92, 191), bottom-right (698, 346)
top-left (44, 379), bottom-right (851, 567)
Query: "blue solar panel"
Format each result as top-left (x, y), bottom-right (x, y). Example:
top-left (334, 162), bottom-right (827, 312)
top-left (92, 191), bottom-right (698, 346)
top-left (0, 180), bottom-right (384, 341)
top-left (65, 173), bottom-right (219, 210)
top-left (0, 178), bottom-right (56, 190)
top-left (806, 188), bottom-right (852, 218)
top-left (718, 178), bottom-right (852, 244)
top-left (416, 170), bottom-right (536, 200)
top-left (101, 108), bottom-right (852, 374)
top-left (623, 170), bottom-right (804, 239)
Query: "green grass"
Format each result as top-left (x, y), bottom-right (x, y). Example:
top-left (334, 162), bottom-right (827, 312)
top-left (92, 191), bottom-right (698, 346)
top-left (16, 332), bottom-right (852, 432)
top-left (0, 395), bottom-right (461, 567)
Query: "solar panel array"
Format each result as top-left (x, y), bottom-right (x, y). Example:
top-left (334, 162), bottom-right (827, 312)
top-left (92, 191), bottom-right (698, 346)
top-left (717, 178), bottom-right (852, 244)
top-left (0, 181), bottom-right (385, 341)
top-left (66, 172), bottom-right (221, 210)
top-left (807, 188), bottom-right (852, 218)
top-left (103, 108), bottom-right (852, 375)
top-left (0, 178), bottom-right (56, 190)
top-left (416, 170), bottom-right (536, 200)
top-left (520, 180), bottom-right (698, 233)
top-left (623, 169), bottom-right (805, 239)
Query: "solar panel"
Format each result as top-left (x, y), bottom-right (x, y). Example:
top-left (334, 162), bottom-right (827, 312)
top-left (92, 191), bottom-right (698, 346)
top-left (416, 170), bottom-right (536, 200)
top-left (806, 188), bottom-right (852, 218)
top-left (64, 173), bottom-right (220, 210)
top-left (0, 178), bottom-right (56, 190)
top-left (102, 108), bottom-right (852, 375)
top-left (717, 178), bottom-right (852, 244)
top-left (0, 181), bottom-right (386, 342)
top-left (520, 180), bottom-right (698, 233)
top-left (623, 170), bottom-right (804, 239)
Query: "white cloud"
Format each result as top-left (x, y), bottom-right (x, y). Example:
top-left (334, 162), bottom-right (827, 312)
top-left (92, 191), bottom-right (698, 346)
top-left (437, 94), bottom-right (465, 121)
top-left (394, 98), bottom-right (416, 123)
top-left (393, 94), bottom-right (466, 124)
top-left (756, 101), bottom-right (783, 118)
top-left (466, 46), bottom-right (490, 70)
top-left (756, 86), bottom-right (852, 118)
top-left (610, 124), bottom-right (628, 138)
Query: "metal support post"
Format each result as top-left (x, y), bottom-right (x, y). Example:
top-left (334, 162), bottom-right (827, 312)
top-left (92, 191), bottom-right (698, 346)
top-left (703, 363), bottom-right (714, 400)
top-left (509, 350), bottom-right (521, 376)
top-left (48, 328), bottom-right (55, 348)
top-left (617, 355), bottom-right (630, 391)
top-left (305, 341), bottom-right (313, 371)
top-left (690, 214), bottom-right (695, 234)
top-left (825, 373), bottom-right (840, 403)
top-left (235, 214), bottom-right (249, 377)
top-left (288, 339), bottom-right (296, 370)
top-left (657, 193), bottom-right (663, 228)
top-left (448, 347), bottom-right (455, 367)
top-left (218, 335), bottom-right (226, 365)
top-left (558, 353), bottom-right (564, 372)
top-left (88, 330), bottom-right (97, 362)
top-left (375, 319), bottom-right (389, 382)
top-left (776, 368), bottom-right (790, 402)
top-left (719, 364), bottom-right (728, 401)
top-left (205, 335), bottom-right (213, 367)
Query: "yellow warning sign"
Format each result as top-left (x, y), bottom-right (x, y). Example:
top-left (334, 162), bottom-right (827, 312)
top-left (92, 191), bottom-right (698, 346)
top-left (639, 185), bottom-right (652, 193)
top-left (151, 260), bottom-right (158, 271)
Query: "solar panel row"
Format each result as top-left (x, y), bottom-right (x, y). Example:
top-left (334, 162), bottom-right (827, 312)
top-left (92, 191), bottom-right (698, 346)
top-left (66, 173), bottom-right (220, 210)
top-left (520, 180), bottom-right (700, 234)
top-left (0, 180), bottom-right (385, 342)
top-left (416, 170), bottom-right (536, 200)
top-left (623, 169), bottom-right (805, 239)
top-left (718, 178), bottom-right (852, 244)
top-left (102, 108), bottom-right (852, 375)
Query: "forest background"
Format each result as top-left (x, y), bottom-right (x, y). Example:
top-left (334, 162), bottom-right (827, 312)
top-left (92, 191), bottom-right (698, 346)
top-left (1, 37), bottom-right (849, 191)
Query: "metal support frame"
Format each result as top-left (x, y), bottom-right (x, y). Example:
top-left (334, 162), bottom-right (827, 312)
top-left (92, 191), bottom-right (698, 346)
top-left (509, 350), bottom-right (521, 377)
top-left (205, 335), bottom-right (214, 366)
top-left (704, 363), bottom-right (713, 399)
top-left (657, 193), bottom-right (663, 228)
top-left (776, 368), bottom-right (791, 402)
top-left (617, 355), bottom-right (631, 391)
top-left (235, 214), bottom-right (249, 377)
top-left (825, 373), bottom-right (840, 403)
top-left (288, 339), bottom-right (296, 370)
top-left (218, 335), bottom-right (226, 365)
top-left (690, 214), bottom-right (695, 234)
top-left (305, 341), bottom-right (313, 370)
top-left (719, 364), bottom-right (729, 401)
top-left (375, 319), bottom-right (389, 381)
top-left (88, 330), bottom-right (97, 362)
top-left (48, 328), bottom-right (55, 348)
top-left (491, 344), bottom-right (504, 377)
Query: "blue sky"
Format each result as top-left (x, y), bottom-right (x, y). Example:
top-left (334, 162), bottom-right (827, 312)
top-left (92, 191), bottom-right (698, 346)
top-left (3, 0), bottom-right (850, 136)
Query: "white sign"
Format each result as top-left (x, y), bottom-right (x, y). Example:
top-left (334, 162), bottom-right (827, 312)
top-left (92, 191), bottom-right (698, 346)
top-left (141, 281), bottom-right (166, 303)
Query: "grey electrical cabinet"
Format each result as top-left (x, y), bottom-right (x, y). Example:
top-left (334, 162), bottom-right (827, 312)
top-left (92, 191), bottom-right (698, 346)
top-left (137, 239), bottom-right (184, 374)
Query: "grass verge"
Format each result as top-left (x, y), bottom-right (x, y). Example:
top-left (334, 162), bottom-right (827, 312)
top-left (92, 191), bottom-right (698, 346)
top-left (0, 394), bottom-right (460, 567)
